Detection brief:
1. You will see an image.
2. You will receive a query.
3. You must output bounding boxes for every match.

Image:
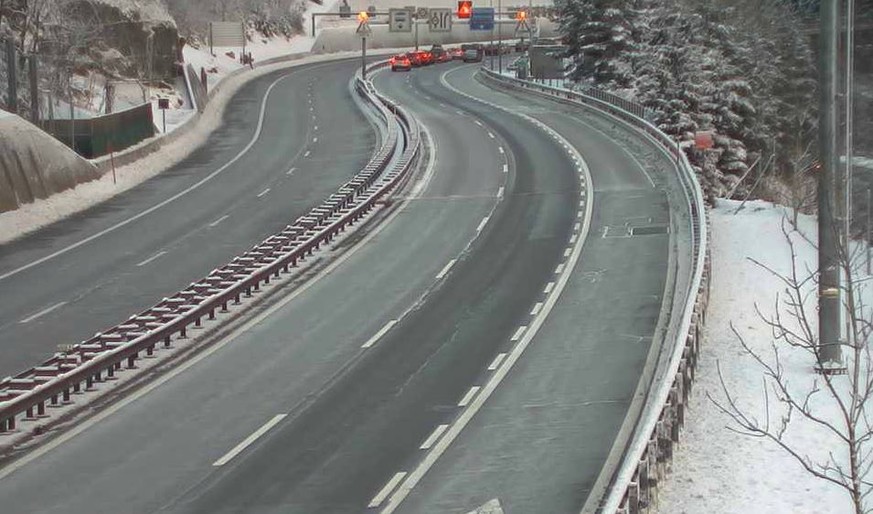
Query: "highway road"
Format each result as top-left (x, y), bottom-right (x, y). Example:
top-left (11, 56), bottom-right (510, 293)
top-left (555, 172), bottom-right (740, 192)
top-left (0, 58), bottom-right (375, 377)
top-left (0, 61), bottom-right (676, 514)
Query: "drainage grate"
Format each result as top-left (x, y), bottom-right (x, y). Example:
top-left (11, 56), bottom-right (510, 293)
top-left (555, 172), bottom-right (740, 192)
top-left (631, 226), bottom-right (670, 236)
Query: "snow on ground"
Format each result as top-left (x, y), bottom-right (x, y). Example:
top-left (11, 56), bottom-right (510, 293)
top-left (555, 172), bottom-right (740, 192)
top-left (656, 199), bottom-right (860, 514)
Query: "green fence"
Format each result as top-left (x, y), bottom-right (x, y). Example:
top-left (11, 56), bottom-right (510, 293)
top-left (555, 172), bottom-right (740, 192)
top-left (47, 103), bottom-right (155, 159)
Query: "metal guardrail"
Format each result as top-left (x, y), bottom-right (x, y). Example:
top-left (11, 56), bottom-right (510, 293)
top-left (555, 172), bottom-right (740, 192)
top-left (479, 68), bottom-right (710, 514)
top-left (0, 59), bottom-right (418, 437)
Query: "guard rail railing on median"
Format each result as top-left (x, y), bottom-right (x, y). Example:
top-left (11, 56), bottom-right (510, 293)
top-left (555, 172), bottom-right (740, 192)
top-left (479, 68), bottom-right (710, 514)
top-left (0, 59), bottom-right (419, 438)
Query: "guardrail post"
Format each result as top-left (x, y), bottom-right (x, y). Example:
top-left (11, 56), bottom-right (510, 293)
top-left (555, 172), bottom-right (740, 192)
top-left (85, 376), bottom-right (96, 391)
top-left (49, 394), bottom-right (60, 408)
top-left (37, 401), bottom-right (47, 418)
top-left (106, 365), bottom-right (117, 381)
top-left (127, 354), bottom-right (137, 369)
top-left (146, 345), bottom-right (156, 358)
top-left (62, 388), bottom-right (72, 404)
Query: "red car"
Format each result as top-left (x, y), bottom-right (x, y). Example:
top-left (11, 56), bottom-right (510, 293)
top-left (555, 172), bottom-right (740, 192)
top-left (450, 48), bottom-right (464, 60)
top-left (405, 51), bottom-right (424, 67)
top-left (390, 54), bottom-right (412, 71)
top-left (416, 50), bottom-right (434, 66)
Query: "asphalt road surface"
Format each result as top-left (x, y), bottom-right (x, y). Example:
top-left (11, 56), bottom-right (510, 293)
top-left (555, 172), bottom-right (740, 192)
top-left (0, 61), bottom-right (676, 514)
top-left (0, 58), bottom-right (375, 377)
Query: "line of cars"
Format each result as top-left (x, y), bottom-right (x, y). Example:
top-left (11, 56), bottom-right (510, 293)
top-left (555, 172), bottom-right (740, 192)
top-left (390, 45), bottom-right (466, 71)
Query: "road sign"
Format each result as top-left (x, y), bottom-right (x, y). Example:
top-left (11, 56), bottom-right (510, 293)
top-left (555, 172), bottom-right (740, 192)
top-left (429, 8), bottom-right (452, 32)
top-left (389, 8), bottom-right (413, 32)
top-left (469, 7), bottom-right (494, 31)
top-left (417, 7), bottom-right (429, 20)
top-left (356, 16), bottom-right (372, 38)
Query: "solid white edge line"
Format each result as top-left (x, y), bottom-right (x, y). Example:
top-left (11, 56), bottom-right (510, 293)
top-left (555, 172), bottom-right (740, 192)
top-left (20, 301), bottom-right (68, 324)
top-left (369, 472), bottom-right (408, 508)
top-left (487, 353), bottom-right (507, 371)
top-left (0, 69), bottom-right (302, 284)
top-left (362, 319), bottom-right (398, 349)
top-left (510, 326), bottom-right (527, 342)
top-left (380, 65), bottom-right (595, 514)
top-left (136, 250), bottom-right (168, 267)
top-left (435, 259), bottom-right (456, 280)
top-left (419, 424), bottom-right (450, 450)
top-left (457, 386), bottom-right (481, 407)
top-left (476, 216), bottom-right (490, 232)
top-left (212, 414), bottom-right (287, 467)
top-left (208, 214), bottom-right (230, 227)
top-left (257, 188), bottom-right (271, 198)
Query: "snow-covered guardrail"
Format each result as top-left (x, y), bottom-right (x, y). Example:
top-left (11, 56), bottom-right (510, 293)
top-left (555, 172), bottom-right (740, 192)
top-left (0, 59), bottom-right (419, 440)
top-left (479, 68), bottom-right (711, 514)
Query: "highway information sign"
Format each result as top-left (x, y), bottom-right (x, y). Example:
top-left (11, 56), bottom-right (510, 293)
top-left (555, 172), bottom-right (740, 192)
top-left (389, 8), bottom-right (413, 32)
top-left (469, 7), bottom-right (495, 31)
top-left (429, 7), bottom-right (452, 32)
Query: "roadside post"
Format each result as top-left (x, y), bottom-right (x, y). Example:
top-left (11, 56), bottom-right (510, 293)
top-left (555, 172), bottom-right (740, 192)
top-left (158, 97), bottom-right (170, 134)
top-left (357, 12), bottom-right (372, 80)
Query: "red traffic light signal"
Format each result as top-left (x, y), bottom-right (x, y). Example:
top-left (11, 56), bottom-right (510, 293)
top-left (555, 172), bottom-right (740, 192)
top-left (458, 1), bottom-right (472, 19)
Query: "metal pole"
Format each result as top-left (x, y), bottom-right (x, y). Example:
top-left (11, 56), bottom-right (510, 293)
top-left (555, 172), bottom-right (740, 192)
top-left (415, 19), bottom-right (419, 51)
top-left (489, 0), bottom-right (494, 70)
top-left (867, 188), bottom-right (870, 275)
top-left (311, 14), bottom-right (316, 38)
top-left (29, 55), bottom-right (39, 123)
top-left (846, 0), bottom-right (855, 248)
top-left (498, 0), bottom-right (502, 71)
top-left (5, 39), bottom-right (17, 113)
top-left (817, 0), bottom-right (842, 367)
top-left (69, 83), bottom-right (76, 154)
top-left (361, 37), bottom-right (366, 80)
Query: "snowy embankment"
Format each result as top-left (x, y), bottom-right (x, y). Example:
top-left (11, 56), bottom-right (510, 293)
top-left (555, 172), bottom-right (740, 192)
top-left (0, 1), bottom-right (343, 245)
top-left (656, 199), bottom-right (859, 513)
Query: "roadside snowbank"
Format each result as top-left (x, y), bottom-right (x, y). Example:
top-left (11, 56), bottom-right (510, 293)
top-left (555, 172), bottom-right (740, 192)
top-left (656, 199), bottom-right (856, 513)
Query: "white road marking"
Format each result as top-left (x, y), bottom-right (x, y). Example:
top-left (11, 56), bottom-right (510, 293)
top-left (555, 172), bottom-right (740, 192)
top-left (0, 68), bottom-right (306, 284)
top-left (286, 167), bottom-right (297, 176)
top-left (496, 186), bottom-right (505, 198)
top-left (136, 250), bottom-right (167, 267)
top-left (544, 282), bottom-right (555, 294)
top-left (577, 210), bottom-right (583, 218)
top-left (212, 414), bottom-right (287, 467)
top-left (474, 120), bottom-right (483, 126)
top-left (487, 353), bottom-right (507, 371)
top-left (510, 326), bottom-right (527, 342)
top-left (369, 472), bottom-right (408, 508)
top-left (530, 302), bottom-right (544, 316)
top-left (456, 110), bottom-right (464, 115)
top-left (20, 301), bottom-right (67, 324)
top-left (257, 188), bottom-right (271, 198)
top-left (476, 216), bottom-right (490, 232)
top-left (488, 132), bottom-right (495, 139)
top-left (419, 424), bottom-right (449, 450)
top-left (457, 386), bottom-right (481, 407)
top-left (313, 137), bottom-right (319, 143)
top-left (564, 248), bottom-right (572, 258)
top-left (304, 150), bottom-right (311, 158)
top-left (362, 319), bottom-right (398, 349)
top-left (502, 164), bottom-right (508, 173)
top-left (208, 215), bottom-right (230, 227)
top-left (570, 234), bottom-right (578, 244)
top-left (555, 263), bottom-right (565, 274)
top-left (436, 259), bottom-right (456, 280)
top-left (314, 125), bottom-right (319, 131)
top-left (498, 146), bottom-right (504, 154)
top-left (574, 222), bottom-right (581, 232)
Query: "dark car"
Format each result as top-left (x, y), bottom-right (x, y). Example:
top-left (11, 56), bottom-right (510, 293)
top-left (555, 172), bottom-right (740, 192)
top-left (450, 47), bottom-right (464, 60)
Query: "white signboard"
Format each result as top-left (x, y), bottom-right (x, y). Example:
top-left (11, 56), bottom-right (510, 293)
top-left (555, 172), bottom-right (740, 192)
top-left (389, 8), bottom-right (413, 32)
top-left (429, 8), bottom-right (452, 32)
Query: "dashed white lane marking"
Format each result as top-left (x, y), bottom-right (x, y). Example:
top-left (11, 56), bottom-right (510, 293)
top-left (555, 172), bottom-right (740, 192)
top-left (487, 353), bottom-right (507, 371)
top-left (456, 110), bottom-right (464, 115)
top-left (498, 146), bottom-right (505, 154)
top-left (309, 106), bottom-right (314, 112)
top-left (488, 131), bottom-right (495, 139)
top-left (212, 414), bottom-right (287, 467)
top-left (530, 302), bottom-right (544, 316)
top-left (577, 210), bottom-right (583, 218)
top-left (257, 188), bottom-right (271, 198)
top-left (314, 125), bottom-right (319, 131)
top-left (208, 214), bottom-right (230, 227)
top-left (136, 250), bottom-right (167, 267)
top-left (564, 248), bottom-right (572, 258)
top-left (555, 263), bottom-right (566, 274)
top-left (287, 167), bottom-right (297, 176)
top-left (544, 282), bottom-right (555, 294)
top-left (497, 186), bottom-right (505, 198)
top-left (574, 222), bottom-right (581, 232)
top-left (458, 386), bottom-right (481, 407)
top-left (369, 472), bottom-right (408, 508)
top-left (419, 425), bottom-right (450, 450)
top-left (510, 326), bottom-right (527, 342)
top-left (304, 150), bottom-right (311, 158)
top-left (502, 164), bottom-right (508, 173)
top-left (476, 216), bottom-right (490, 232)
top-left (436, 259), bottom-right (456, 280)
top-left (362, 319), bottom-right (398, 349)
top-left (570, 234), bottom-right (578, 244)
top-left (313, 137), bottom-right (319, 143)
top-left (20, 301), bottom-right (67, 324)
top-left (474, 120), bottom-right (483, 126)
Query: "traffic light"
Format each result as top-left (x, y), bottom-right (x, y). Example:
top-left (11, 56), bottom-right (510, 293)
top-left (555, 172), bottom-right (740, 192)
top-left (457, 1), bottom-right (472, 19)
top-left (358, 11), bottom-right (369, 22)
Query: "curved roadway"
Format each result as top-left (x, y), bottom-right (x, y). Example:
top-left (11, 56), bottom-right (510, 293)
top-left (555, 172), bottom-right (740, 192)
top-left (0, 58), bottom-right (375, 377)
top-left (0, 61), bottom-right (675, 514)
